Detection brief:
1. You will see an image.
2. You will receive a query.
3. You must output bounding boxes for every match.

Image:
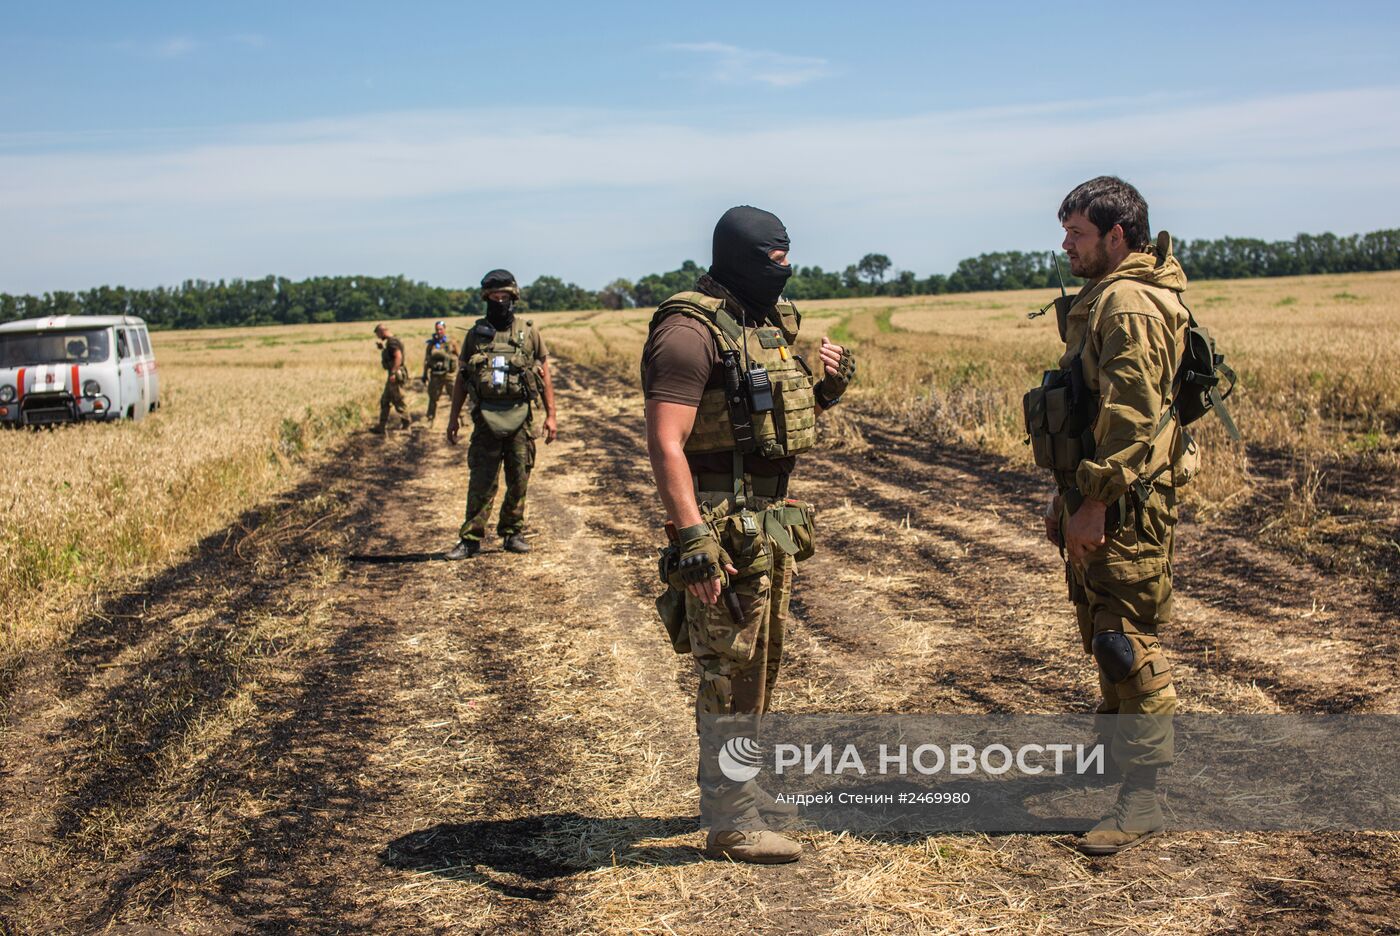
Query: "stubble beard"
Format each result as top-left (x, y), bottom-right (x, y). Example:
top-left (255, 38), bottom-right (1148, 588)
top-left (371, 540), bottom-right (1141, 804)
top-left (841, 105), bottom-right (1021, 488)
top-left (1071, 241), bottom-right (1112, 280)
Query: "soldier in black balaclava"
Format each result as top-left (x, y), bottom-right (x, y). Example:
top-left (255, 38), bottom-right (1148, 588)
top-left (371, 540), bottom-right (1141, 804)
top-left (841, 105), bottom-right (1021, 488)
top-left (445, 269), bottom-right (558, 559)
top-left (640, 206), bottom-right (857, 864)
top-left (708, 205), bottom-right (795, 322)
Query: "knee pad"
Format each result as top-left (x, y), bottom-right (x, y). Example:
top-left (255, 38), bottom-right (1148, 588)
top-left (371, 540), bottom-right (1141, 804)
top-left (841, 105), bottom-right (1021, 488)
top-left (1091, 631), bottom-right (1136, 684)
top-left (1093, 631), bottom-right (1174, 699)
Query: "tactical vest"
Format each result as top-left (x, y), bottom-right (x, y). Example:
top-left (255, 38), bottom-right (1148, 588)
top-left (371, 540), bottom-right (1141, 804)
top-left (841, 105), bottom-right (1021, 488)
top-left (648, 291), bottom-right (816, 474)
top-left (464, 318), bottom-right (539, 404)
top-left (426, 340), bottom-right (456, 375)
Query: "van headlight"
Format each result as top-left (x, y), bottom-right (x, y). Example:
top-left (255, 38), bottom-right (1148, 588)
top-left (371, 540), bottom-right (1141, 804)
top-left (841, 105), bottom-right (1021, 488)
top-left (83, 379), bottom-right (102, 397)
top-left (0, 385), bottom-right (13, 403)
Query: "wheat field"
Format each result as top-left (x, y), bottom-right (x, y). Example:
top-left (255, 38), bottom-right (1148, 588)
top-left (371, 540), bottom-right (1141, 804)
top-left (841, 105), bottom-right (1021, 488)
top-left (4, 272), bottom-right (1398, 669)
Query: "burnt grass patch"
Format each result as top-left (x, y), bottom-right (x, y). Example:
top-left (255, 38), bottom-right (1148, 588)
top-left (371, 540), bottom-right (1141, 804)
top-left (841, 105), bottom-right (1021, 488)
top-left (0, 432), bottom-right (420, 928)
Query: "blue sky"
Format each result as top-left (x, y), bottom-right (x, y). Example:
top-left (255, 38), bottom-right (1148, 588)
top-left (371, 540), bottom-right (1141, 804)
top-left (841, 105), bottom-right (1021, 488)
top-left (3, 0), bottom-right (1399, 293)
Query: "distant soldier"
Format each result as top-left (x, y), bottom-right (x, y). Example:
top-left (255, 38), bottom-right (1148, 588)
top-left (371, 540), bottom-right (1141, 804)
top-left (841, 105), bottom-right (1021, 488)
top-left (444, 270), bottom-right (558, 558)
top-left (421, 320), bottom-right (460, 428)
top-left (1026, 177), bottom-right (1195, 855)
top-left (644, 206), bottom-right (855, 864)
top-left (372, 323), bottom-right (410, 433)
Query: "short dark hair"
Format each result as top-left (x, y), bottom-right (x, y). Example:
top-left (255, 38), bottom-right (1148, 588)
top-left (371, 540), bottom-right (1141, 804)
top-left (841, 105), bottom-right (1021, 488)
top-left (1058, 176), bottom-right (1151, 251)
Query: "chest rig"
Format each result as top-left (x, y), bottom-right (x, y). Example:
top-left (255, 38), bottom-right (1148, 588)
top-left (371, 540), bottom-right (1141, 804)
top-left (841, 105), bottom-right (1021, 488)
top-left (426, 338), bottom-right (456, 375)
top-left (465, 317), bottom-right (538, 404)
top-left (1023, 293), bottom-right (1099, 490)
top-left (648, 291), bottom-right (816, 503)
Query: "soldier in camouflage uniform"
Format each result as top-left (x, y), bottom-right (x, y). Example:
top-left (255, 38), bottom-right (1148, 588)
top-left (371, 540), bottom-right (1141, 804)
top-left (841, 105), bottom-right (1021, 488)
top-left (644, 207), bottom-right (855, 864)
top-left (421, 320), bottom-right (460, 428)
top-left (1026, 177), bottom-right (1195, 856)
top-left (372, 323), bottom-right (410, 433)
top-left (445, 270), bottom-right (557, 559)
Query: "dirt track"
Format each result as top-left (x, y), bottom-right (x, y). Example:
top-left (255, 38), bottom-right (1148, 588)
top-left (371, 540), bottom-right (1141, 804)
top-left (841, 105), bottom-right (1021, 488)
top-left (2, 360), bottom-right (1397, 935)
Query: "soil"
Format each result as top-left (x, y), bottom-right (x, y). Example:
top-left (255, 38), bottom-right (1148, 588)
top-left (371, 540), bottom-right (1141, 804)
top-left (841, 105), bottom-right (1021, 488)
top-left (2, 360), bottom-right (1396, 935)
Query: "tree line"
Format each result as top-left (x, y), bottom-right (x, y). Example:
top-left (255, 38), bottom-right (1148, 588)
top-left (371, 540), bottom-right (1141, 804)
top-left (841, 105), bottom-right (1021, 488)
top-left (4, 228), bottom-right (1396, 329)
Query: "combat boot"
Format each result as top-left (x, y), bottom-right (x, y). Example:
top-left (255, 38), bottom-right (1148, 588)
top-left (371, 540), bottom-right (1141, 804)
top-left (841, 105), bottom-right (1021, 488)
top-left (1075, 767), bottom-right (1164, 856)
top-left (369, 424), bottom-right (387, 434)
top-left (704, 809), bottom-right (801, 865)
top-left (399, 416), bottom-right (412, 431)
top-left (503, 533), bottom-right (531, 554)
top-left (445, 538), bottom-right (481, 560)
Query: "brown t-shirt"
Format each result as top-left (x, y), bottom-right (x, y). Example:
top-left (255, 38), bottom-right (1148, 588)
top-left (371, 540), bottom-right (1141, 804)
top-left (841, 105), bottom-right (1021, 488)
top-left (641, 316), bottom-right (720, 405)
top-left (641, 311), bottom-right (792, 477)
top-left (380, 336), bottom-right (405, 371)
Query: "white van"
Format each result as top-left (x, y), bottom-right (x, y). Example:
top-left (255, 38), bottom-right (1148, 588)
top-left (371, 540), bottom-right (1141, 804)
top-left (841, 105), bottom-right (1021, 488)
top-left (0, 315), bottom-right (161, 426)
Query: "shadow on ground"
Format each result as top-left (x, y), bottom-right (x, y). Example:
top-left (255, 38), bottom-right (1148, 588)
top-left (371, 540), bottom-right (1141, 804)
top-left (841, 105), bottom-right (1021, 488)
top-left (346, 551), bottom-right (447, 564)
top-left (383, 815), bottom-right (706, 900)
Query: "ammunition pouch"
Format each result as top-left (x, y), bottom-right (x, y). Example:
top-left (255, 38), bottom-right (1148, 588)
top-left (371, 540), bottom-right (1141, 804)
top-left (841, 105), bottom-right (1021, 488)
top-left (693, 492), bottom-right (817, 568)
top-left (779, 499), bottom-right (816, 562)
top-left (1023, 360), bottom-right (1098, 473)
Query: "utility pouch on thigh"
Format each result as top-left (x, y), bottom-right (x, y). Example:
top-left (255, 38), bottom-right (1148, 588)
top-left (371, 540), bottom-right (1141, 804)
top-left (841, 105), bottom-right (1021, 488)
top-left (655, 588), bottom-right (690, 654)
top-left (721, 510), bottom-right (772, 577)
top-left (654, 544), bottom-right (690, 654)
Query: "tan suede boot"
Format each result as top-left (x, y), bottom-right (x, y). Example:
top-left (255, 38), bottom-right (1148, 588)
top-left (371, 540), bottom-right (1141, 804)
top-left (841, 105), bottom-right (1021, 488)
top-left (704, 827), bottom-right (802, 864)
top-left (1075, 768), bottom-right (1164, 856)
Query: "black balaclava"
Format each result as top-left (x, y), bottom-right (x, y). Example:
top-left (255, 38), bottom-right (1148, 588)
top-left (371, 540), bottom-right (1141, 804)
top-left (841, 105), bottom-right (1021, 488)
top-left (709, 206), bottom-right (792, 317)
top-left (481, 268), bottom-right (518, 330)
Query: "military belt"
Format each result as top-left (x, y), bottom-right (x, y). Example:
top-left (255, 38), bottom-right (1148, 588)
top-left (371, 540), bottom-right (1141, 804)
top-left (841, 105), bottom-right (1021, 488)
top-left (694, 472), bottom-right (789, 499)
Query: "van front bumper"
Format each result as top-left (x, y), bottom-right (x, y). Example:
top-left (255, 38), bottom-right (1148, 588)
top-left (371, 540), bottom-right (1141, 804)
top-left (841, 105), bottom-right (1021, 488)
top-left (0, 393), bottom-right (114, 426)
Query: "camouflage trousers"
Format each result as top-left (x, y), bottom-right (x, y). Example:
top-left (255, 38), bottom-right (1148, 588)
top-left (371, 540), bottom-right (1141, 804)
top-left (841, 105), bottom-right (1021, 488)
top-left (459, 420), bottom-right (535, 541)
top-left (1064, 484), bottom-right (1179, 771)
top-left (377, 375), bottom-right (407, 427)
top-left (690, 494), bottom-right (795, 822)
top-left (425, 372), bottom-right (452, 422)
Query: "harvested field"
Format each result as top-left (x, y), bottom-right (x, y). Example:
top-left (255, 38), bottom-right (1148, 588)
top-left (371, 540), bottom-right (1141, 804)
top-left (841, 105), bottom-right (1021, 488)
top-left (1, 277), bottom-right (1397, 934)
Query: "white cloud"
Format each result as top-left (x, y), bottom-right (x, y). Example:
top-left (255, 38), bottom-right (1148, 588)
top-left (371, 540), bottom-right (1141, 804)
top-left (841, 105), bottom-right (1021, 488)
top-left (3, 87), bottom-right (1399, 291)
top-left (667, 41), bottom-right (833, 88)
top-left (228, 33), bottom-right (269, 49)
top-left (154, 36), bottom-right (199, 57)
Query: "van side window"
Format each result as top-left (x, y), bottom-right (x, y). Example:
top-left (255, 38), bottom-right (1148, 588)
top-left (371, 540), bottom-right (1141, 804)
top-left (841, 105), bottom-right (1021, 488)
top-left (117, 329), bottom-right (130, 360)
top-left (137, 330), bottom-right (151, 356)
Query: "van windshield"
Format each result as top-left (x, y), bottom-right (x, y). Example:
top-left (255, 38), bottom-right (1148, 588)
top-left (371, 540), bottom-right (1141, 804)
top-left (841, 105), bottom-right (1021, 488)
top-left (0, 329), bottom-right (112, 367)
